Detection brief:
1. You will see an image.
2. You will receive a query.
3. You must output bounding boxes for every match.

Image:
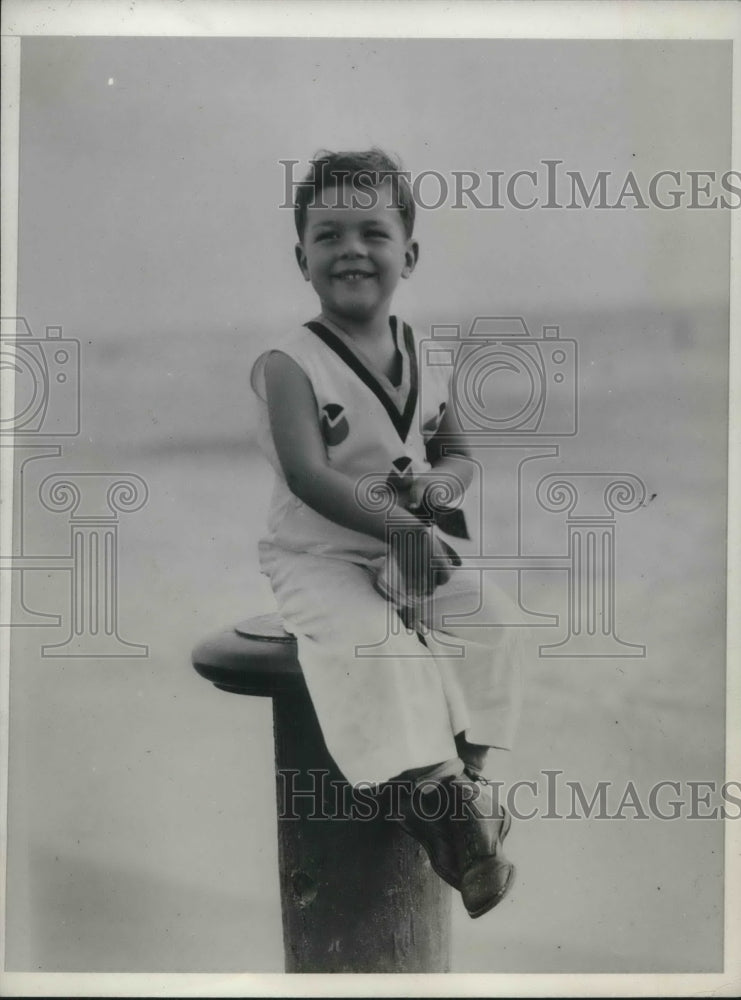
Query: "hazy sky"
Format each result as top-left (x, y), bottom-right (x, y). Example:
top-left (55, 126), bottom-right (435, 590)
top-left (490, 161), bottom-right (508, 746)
top-left (18, 37), bottom-right (732, 341)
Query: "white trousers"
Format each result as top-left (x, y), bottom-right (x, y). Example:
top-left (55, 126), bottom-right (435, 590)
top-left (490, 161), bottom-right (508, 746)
top-left (261, 547), bottom-right (527, 787)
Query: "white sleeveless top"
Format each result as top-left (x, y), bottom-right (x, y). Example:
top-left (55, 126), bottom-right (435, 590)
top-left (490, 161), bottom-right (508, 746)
top-left (250, 315), bottom-right (455, 565)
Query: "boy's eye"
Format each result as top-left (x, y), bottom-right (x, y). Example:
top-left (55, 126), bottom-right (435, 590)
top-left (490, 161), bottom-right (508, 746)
top-left (315, 231), bottom-right (338, 242)
top-left (366, 229), bottom-right (389, 239)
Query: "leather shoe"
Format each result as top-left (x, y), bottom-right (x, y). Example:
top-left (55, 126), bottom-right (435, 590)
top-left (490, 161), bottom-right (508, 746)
top-left (448, 775), bottom-right (515, 918)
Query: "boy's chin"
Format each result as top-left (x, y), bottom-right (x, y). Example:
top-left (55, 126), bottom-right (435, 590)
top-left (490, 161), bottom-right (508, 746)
top-left (323, 297), bottom-right (386, 323)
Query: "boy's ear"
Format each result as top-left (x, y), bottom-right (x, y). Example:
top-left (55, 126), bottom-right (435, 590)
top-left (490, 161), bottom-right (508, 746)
top-left (401, 239), bottom-right (420, 279)
top-left (295, 242), bottom-right (311, 281)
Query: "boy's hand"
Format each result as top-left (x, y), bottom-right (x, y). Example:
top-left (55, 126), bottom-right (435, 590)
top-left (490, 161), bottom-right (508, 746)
top-left (388, 522), bottom-right (460, 600)
top-left (425, 529), bottom-right (461, 592)
top-left (407, 474), bottom-right (465, 515)
top-left (406, 476), bottom-right (428, 512)
top-left (405, 473), bottom-right (470, 543)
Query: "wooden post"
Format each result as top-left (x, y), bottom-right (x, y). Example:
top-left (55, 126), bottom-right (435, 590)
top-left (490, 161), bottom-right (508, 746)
top-left (192, 615), bottom-right (452, 973)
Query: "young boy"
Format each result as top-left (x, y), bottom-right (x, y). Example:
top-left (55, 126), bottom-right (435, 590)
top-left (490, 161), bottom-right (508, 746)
top-left (250, 149), bottom-right (524, 918)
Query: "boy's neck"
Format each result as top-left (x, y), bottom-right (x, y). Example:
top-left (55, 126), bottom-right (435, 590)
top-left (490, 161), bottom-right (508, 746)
top-left (319, 308), bottom-right (393, 345)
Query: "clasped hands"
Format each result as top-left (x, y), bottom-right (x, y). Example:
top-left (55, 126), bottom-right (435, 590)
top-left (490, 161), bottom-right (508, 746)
top-left (386, 474), bottom-right (465, 600)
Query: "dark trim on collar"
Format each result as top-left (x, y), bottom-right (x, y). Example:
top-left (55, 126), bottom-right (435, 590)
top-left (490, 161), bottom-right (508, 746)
top-left (304, 317), bottom-right (418, 442)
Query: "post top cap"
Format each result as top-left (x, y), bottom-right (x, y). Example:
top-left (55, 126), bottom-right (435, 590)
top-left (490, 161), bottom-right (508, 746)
top-left (192, 613), bottom-right (303, 697)
top-left (234, 614), bottom-right (295, 643)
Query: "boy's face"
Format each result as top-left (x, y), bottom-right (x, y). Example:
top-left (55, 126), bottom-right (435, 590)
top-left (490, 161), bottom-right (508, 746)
top-left (296, 178), bottom-right (418, 327)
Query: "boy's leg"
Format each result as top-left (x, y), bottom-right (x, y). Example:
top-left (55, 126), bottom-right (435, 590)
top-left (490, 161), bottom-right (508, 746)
top-left (411, 572), bottom-right (521, 915)
top-left (392, 748), bottom-right (515, 916)
top-left (392, 755), bottom-right (466, 888)
top-left (393, 762), bottom-right (515, 914)
top-left (262, 549), bottom-right (460, 788)
top-left (397, 757), bottom-right (464, 784)
top-left (264, 549), bottom-right (517, 913)
top-left (454, 731), bottom-right (489, 776)
top-left (416, 567), bottom-right (527, 754)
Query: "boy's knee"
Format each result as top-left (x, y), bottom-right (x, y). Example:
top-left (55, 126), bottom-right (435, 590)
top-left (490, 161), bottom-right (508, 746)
top-left (349, 619), bottom-right (428, 658)
top-left (318, 606), bottom-right (409, 655)
top-left (336, 612), bottom-right (433, 661)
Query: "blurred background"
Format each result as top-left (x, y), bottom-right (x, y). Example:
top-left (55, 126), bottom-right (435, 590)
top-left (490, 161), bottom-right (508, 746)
top-left (5, 37), bottom-right (730, 971)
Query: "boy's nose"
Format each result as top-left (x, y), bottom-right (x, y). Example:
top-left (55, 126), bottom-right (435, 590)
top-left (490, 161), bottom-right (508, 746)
top-left (337, 233), bottom-right (368, 257)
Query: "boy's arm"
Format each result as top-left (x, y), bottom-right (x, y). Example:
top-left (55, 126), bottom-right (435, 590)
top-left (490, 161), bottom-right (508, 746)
top-left (264, 351), bottom-right (430, 545)
top-left (412, 402), bottom-right (474, 509)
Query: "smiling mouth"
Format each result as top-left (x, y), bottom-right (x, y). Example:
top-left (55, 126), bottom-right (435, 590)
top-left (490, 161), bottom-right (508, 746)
top-left (333, 271), bottom-right (376, 282)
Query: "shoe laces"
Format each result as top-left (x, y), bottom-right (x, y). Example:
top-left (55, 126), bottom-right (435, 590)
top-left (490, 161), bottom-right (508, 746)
top-left (461, 767), bottom-right (510, 830)
top-left (463, 765), bottom-right (496, 788)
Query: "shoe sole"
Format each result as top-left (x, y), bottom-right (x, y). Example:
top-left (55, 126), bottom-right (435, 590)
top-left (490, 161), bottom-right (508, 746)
top-left (464, 809), bottom-right (515, 918)
top-left (465, 862), bottom-right (516, 919)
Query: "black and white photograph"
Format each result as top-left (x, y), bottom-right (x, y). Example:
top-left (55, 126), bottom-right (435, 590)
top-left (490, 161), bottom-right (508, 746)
top-left (1, 1), bottom-right (739, 996)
